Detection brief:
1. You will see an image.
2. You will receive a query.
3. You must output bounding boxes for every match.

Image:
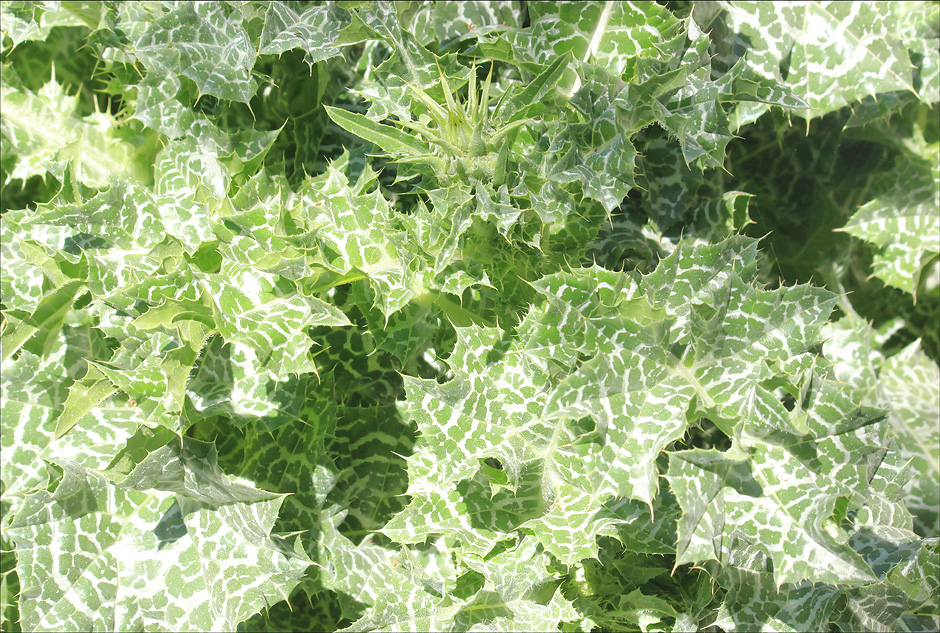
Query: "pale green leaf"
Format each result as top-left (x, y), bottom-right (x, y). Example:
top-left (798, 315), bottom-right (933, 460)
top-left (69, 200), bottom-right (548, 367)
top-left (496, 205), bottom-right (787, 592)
top-left (840, 144), bottom-right (940, 296)
top-left (718, 1), bottom-right (916, 119)
top-left (0, 65), bottom-right (149, 188)
top-left (668, 445), bottom-right (877, 587)
top-left (0, 1), bottom-right (85, 49)
top-left (0, 216), bottom-right (48, 313)
top-left (53, 364), bottom-right (119, 440)
top-left (411, 0), bottom-right (520, 49)
top-left (295, 160), bottom-right (422, 317)
top-left (712, 547), bottom-right (842, 632)
top-left (325, 106), bottom-right (433, 157)
top-left (200, 260), bottom-right (351, 378)
top-left (132, 2), bottom-right (257, 103)
top-left (389, 237), bottom-right (845, 587)
top-left (7, 444), bottom-right (310, 632)
top-left (490, 1), bottom-right (685, 73)
top-left (0, 280), bottom-right (81, 363)
top-left (877, 341), bottom-right (940, 538)
top-left (343, 534), bottom-right (579, 632)
top-left (258, 1), bottom-right (351, 65)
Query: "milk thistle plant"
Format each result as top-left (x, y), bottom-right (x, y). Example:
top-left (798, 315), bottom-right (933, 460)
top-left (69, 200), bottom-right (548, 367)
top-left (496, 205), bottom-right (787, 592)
top-left (0, 1), bottom-right (938, 632)
top-left (328, 61), bottom-right (531, 185)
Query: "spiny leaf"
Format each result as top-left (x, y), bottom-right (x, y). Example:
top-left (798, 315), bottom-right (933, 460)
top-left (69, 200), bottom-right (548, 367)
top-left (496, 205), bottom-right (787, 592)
top-left (6, 445), bottom-right (311, 632)
top-left (713, 2), bottom-right (917, 119)
top-left (840, 143), bottom-right (940, 296)
top-left (324, 106), bottom-right (433, 157)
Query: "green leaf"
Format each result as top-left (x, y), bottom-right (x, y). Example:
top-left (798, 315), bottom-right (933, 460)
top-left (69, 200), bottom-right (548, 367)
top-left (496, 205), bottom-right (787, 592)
top-left (410, 0), bottom-right (521, 49)
top-left (712, 545), bottom-right (842, 632)
top-left (897, 2), bottom-right (940, 103)
top-left (877, 342), bottom-right (940, 537)
top-left (131, 2), bottom-right (258, 103)
top-left (2, 2), bottom-right (937, 630)
top-left (2, 328), bottom-right (140, 512)
top-left (668, 445), bottom-right (877, 588)
top-left (667, 364), bottom-right (897, 589)
top-left (840, 143), bottom-right (940, 296)
top-left (6, 442), bottom-right (311, 632)
top-left (257, 2), bottom-right (351, 66)
top-left (325, 105), bottom-right (433, 157)
top-left (497, 52), bottom-right (570, 125)
top-left (201, 260), bottom-right (351, 378)
top-left (344, 535), bottom-right (579, 632)
top-left (388, 237), bottom-right (846, 582)
top-left (0, 2), bottom-right (85, 49)
top-left (713, 2), bottom-right (917, 119)
top-left (485, 1), bottom-right (685, 72)
top-left (0, 281), bottom-right (81, 363)
top-left (53, 364), bottom-right (119, 440)
top-left (295, 159), bottom-right (425, 317)
top-left (552, 72), bottom-right (639, 212)
top-left (0, 64), bottom-right (150, 188)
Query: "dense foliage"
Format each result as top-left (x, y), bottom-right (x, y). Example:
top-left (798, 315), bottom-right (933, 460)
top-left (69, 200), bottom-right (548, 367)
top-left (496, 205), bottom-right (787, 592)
top-left (1, 1), bottom-right (938, 631)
